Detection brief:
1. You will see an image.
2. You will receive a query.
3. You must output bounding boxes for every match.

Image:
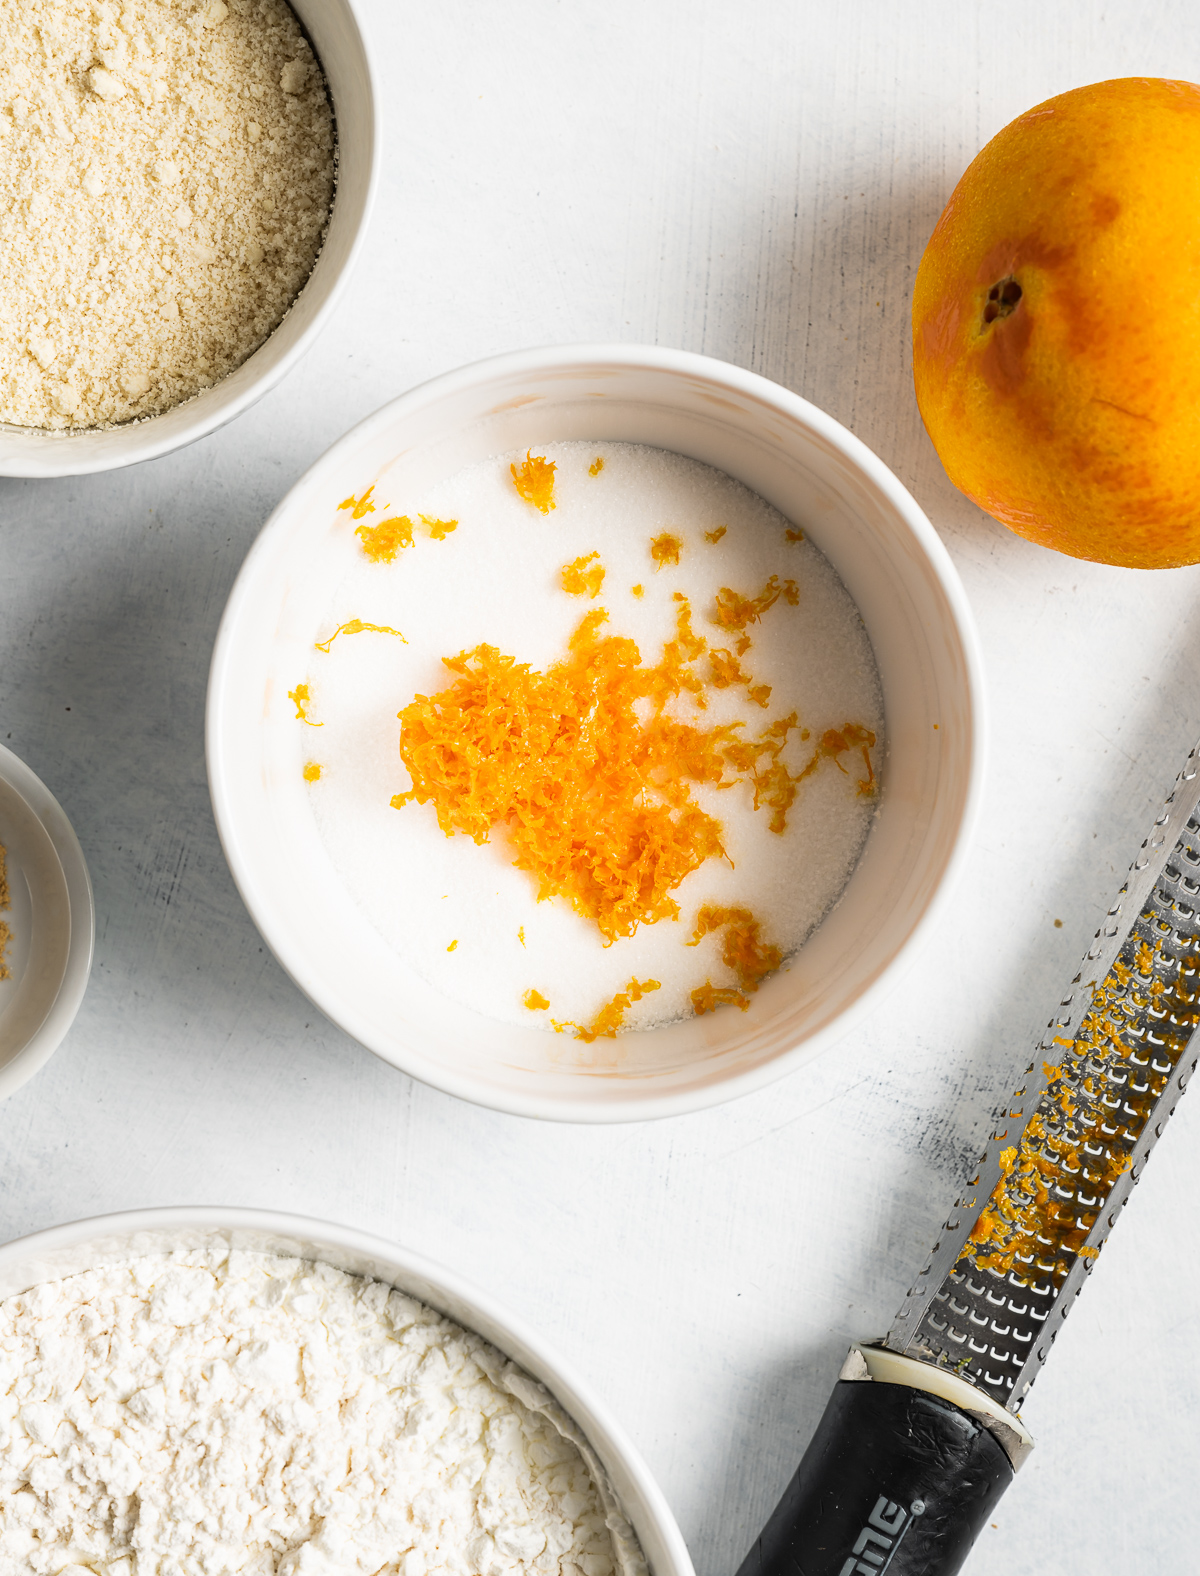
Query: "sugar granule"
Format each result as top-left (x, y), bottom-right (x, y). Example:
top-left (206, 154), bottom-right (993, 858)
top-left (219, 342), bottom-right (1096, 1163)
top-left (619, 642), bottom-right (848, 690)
top-left (0, 0), bottom-right (334, 429)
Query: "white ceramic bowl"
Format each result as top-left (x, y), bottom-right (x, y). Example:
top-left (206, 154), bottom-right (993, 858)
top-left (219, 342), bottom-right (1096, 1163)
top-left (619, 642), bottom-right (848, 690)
top-left (207, 344), bottom-right (985, 1122)
top-left (0, 0), bottom-right (379, 478)
top-left (0, 743), bottom-right (94, 1098)
top-left (0, 1206), bottom-right (692, 1576)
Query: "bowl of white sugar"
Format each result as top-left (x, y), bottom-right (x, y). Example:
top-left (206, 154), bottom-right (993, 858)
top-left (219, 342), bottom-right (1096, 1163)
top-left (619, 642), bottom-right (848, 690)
top-left (207, 344), bottom-right (984, 1120)
top-left (0, 0), bottom-right (377, 476)
top-left (0, 1205), bottom-right (688, 1576)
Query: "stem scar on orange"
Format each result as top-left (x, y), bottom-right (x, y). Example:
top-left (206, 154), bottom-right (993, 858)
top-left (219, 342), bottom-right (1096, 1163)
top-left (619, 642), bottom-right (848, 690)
top-left (913, 77), bottom-right (1200, 569)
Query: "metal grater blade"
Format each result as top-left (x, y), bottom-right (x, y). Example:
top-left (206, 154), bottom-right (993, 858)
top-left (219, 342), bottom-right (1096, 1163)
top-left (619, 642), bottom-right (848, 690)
top-left (885, 739), bottom-right (1200, 1412)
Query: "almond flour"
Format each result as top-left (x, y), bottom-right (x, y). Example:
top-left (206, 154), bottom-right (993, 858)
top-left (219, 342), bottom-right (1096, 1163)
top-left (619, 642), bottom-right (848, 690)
top-left (0, 0), bottom-right (335, 431)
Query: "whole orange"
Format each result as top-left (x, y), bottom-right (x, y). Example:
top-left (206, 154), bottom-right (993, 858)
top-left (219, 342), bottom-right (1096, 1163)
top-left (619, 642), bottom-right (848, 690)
top-left (912, 78), bottom-right (1200, 569)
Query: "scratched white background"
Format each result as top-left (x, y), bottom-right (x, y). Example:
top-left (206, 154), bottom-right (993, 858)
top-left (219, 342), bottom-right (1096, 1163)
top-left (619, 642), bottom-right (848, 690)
top-left (2, 2), bottom-right (1199, 1571)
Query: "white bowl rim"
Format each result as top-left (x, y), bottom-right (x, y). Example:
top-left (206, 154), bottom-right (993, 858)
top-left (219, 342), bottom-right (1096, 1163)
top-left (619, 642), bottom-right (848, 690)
top-left (0, 1204), bottom-right (695, 1576)
top-left (207, 342), bottom-right (987, 1123)
top-left (0, 741), bottom-right (95, 1099)
top-left (0, 0), bottom-right (381, 479)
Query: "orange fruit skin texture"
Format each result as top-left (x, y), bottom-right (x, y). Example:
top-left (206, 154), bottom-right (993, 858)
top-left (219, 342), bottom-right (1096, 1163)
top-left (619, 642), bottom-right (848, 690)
top-left (913, 78), bottom-right (1200, 570)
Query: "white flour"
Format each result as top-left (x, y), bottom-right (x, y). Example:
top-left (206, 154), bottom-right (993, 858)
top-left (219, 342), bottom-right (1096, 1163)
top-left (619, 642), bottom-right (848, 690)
top-left (0, 1250), bottom-right (645, 1576)
top-left (303, 441), bottom-right (885, 1034)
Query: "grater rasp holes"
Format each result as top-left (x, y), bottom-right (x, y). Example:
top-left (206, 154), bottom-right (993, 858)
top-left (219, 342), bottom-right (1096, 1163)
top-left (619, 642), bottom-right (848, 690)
top-left (890, 807), bottom-right (1200, 1408)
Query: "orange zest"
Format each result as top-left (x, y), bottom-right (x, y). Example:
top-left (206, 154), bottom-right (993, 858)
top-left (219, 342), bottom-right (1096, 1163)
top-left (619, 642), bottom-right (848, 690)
top-left (288, 683), bottom-right (322, 726)
top-left (511, 451), bottom-right (557, 513)
top-left (303, 761), bottom-right (322, 782)
top-left (721, 719), bottom-right (877, 833)
top-left (356, 515), bottom-right (415, 563)
top-left (420, 514), bottom-right (457, 540)
top-left (708, 648), bottom-right (771, 708)
top-left (784, 528), bottom-right (805, 543)
top-left (393, 609), bottom-right (737, 943)
top-left (712, 575), bottom-right (799, 634)
top-left (650, 532), bottom-right (682, 569)
top-left (338, 486), bottom-right (376, 519)
top-left (553, 978), bottom-right (660, 1041)
top-left (688, 905), bottom-right (782, 1013)
top-left (806, 723), bottom-right (877, 800)
top-left (704, 525), bottom-right (727, 544)
top-left (394, 606), bottom-right (877, 940)
top-left (588, 457), bottom-right (605, 476)
top-left (523, 988), bottom-right (550, 1011)
top-left (561, 551), bottom-right (605, 598)
top-left (960, 945), bottom-right (1196, 1280)
top-left (315, 619), bottom-right (407, 653)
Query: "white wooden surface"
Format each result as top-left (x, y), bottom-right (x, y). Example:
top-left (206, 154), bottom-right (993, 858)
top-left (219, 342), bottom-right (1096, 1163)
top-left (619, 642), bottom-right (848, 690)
top-left (3, 2), bottom-right (1200, 1569)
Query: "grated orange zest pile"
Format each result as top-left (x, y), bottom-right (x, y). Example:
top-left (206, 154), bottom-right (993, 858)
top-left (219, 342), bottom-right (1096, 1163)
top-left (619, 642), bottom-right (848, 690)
top-left (315, 619), bottom-right (407, 653)
top-left (589, 457), bottom-right (605, 476)
top-left (421, 514), bottom-right (458, 540)
top-left (288, 683), bottom-right (322, 726)
top-left (511, 451), bottom-right (557, 513)
top-left (704, 525), bottom-right (727, 544)
top-left (561, 551), bottom-right (606, 598)
top-left (394, 601), bottom-right (878, 946)
top-left (393, 608), bottom-right (739, 942)
top-left (356, 515), bottom-right (414, 563)
top-left (688, 905), bottom-right (782, 1013)
top-left (713, 575), bottom-right (799, 634)
top-left (650, 532), bottom-right (682, 569)
top-left (523, 988), bottom-right (550, 1011)
top-left (338, 486), bottom-right (376, 519)
top-left (303, 761), bottom-right (322, 782)
top-left (553, 977), bottom-right (661, 1041)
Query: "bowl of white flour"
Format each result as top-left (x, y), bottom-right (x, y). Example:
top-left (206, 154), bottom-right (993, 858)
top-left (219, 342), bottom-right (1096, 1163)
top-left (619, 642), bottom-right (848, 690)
top-left (0, 0), bottom-right (378, 477)
top-left (207, 344), bottom-right (985, 1120)
top-left (0, 1206), bottom-right (689, 1576)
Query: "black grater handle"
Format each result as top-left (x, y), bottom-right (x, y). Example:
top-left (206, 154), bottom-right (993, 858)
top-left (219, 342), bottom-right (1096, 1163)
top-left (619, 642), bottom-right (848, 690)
top-left (735, 1379), bottom-right (1013, 1576)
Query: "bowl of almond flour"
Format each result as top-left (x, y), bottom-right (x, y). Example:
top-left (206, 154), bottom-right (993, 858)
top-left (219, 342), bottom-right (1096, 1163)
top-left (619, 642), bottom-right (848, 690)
top-left (0, 1206), bottom-right (692, 1576)
top-left (0, 0), bottom-right (378, 477)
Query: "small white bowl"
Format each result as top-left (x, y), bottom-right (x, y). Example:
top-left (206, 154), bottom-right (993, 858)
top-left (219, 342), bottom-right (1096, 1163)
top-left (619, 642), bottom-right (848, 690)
top-left (207, 344), bottom-right (985, 1122)
top-left (0, 744), bottom-right (94, 1097)
top-left (0, 1206), bottom-right (693, 1576)
top-left (0, 0), bottom-right (379, 478)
